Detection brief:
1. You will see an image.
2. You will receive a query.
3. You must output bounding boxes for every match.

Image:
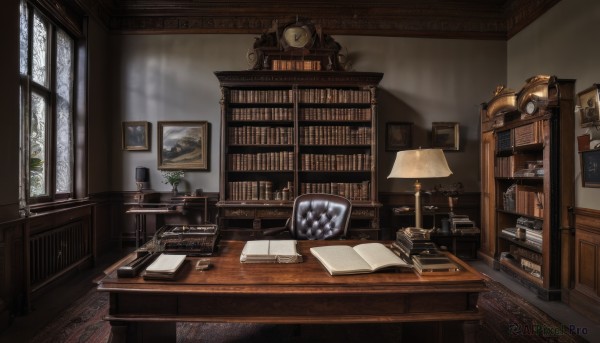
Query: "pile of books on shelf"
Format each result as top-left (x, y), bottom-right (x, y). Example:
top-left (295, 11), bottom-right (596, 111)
top-left (510, 245), bottom-right (543, 280)
top-left (143, 253), bottom-right (187, 280)
top-left (516, 216), bottom-right (543, 247)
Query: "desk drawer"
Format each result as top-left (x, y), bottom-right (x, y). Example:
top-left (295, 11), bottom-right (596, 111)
top-left (222, 208), bottom-right (256, 218)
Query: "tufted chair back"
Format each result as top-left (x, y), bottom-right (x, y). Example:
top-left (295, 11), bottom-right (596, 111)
top-left (288, 193), bottom-right (352, 240)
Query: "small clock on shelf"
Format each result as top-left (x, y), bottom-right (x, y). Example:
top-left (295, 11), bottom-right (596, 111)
top-left (281, 24), bottom-right (314, 50)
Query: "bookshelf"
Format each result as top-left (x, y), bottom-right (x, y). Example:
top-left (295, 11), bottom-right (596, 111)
top-left (480, 76), bottom-right (574, 300)
top-left (215, 71), bottom-right (383, 240)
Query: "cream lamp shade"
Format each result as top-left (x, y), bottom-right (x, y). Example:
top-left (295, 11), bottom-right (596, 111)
top-left (387, 148), bottom-right (452, 229)
top-left (387, 148), bottom-right (452, 179)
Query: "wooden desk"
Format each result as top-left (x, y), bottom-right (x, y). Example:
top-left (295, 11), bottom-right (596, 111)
top-left (98, 240), bottom-right (487, 343)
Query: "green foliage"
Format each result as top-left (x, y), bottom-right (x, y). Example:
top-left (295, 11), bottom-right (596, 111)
top-left (161, 170), bottom-right (184, 185)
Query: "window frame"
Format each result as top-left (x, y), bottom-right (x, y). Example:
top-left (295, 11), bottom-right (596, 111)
top-left (19, 0), bottom-right (84, 208)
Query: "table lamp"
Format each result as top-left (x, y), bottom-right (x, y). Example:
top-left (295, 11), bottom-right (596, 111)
top-left (387, 148), bottom-right (452, 229)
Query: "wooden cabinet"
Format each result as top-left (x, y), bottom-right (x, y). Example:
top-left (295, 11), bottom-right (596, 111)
top-left (569, 208), bottom-right (600, 323)
top-left (214, 71), bottom-right (383, 240)
top-left (480, 76), bottom-right (575, 300)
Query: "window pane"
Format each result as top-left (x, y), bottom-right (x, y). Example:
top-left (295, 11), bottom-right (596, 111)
top-left (32, 12), bottom-right (48, 87)
top-left (30, 92), bottom-right (47, 197)
top-left (19, 0), bottom-right (28, 75)
top-left (55, 29), bottom-right (74, 194)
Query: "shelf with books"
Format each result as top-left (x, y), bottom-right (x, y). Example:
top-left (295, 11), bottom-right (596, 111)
top-left (216, 70), bottom-right (383, 238)
top-left (480, 75), bottom-right (574, 300)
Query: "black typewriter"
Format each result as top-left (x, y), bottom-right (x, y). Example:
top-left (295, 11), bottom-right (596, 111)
top-left (154, 224), bottom-right (219, 256)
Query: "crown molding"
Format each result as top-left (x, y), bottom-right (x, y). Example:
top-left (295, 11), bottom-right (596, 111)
top-left (71, 0), bottom-right (561, 40)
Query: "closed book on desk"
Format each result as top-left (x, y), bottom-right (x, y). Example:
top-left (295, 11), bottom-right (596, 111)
top-left (240, 240), bottom-right (303, 263)
top-left (143, 253), bottom-right (187, 280)
top-left (412, 255), bottom-right (460, 275)
top-left (310, 243), bottom-right (411, 276)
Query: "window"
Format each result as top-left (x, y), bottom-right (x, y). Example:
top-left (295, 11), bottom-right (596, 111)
top-left (19, 0), bottom-right (75, 204)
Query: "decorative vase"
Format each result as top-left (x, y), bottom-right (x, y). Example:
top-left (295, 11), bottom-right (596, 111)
top-left (171, 183), bottom-right (179, 196)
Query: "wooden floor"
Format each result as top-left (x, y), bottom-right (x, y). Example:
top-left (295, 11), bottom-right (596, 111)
top-left (0, 250), bottom-right (599, 343)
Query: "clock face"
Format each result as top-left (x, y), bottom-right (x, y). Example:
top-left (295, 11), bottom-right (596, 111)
top-left (525, 101), bottom-right (536, 114)
top-left (283, 26), bottom-right (312, 48)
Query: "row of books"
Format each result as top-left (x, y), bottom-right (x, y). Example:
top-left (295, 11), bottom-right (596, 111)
top-left (496, 121), bottom-right (543, 151)
top-left (229, 107), bottom-right (293, 121)
top-left (514, 185), bottom-right (544, 217)
top-left (496, 154), bottom-right (539, 177)
top-left (298, 88), bottom-right (371, 104)
top-left (228, 88), bottom-right (371, 104)
top-left (228, 181), bottom-right (294, 201)
top-left (300, 182), bottom-right (370, 201)
top-left (271, 59), bottom-right (322, 71)
top-left (514, 121), bottom-right (543, 147)
top-left (300, 108), bottom-right (372, 121)
top-left (228, 152), bottom-right (294, 171)
top-left (228, 107), bottom-right (372, 122)
top-left (301, 153), bottom-right (372, 171)
top-left (299, 126), bottom-right (372, 145)
top-left (230, 89), bottom-right (294, 103)
top-left (510, 245), bottom-right (543, 265)
top-left (502, 248), bottom-right (543, 281)
top-left (228, 127), bottom-right (293, 145)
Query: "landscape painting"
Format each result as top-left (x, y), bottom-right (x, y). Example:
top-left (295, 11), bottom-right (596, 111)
top-left (158, 121), bottom-right (209, 170)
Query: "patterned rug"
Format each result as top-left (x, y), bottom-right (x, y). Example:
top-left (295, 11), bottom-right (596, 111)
top-left (28, 280), bottom-right (588, 343)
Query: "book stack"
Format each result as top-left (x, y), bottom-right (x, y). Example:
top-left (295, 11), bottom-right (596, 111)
top-left (450, 215), bottom-right (480, 234)
top-left (392, 227), bottom-right (438, 260)
top-left (412, 253), bottom-right (460, 275)
top-left (516, 216), bottom-right (543, 247)
top-left (143, 253), bottom-right (187, 280)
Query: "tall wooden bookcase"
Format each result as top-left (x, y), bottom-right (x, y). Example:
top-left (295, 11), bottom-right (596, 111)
top-left (480, 76), bottom-right (575, 300)
top-left (215, 71), bottom-right (383, 241)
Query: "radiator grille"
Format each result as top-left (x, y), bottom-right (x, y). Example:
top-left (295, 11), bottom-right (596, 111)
top-left (30, 221), bottom-right (92, 290)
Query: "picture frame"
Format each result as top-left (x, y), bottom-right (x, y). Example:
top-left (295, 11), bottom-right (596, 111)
top-left (122, 121), bottom-right (150, 151)
top-left (432, 122), bottom-right (459, 151)
top-left (578, 84), bottom-right (600, 128)
top-left (158, 121), bottom-right (209, 170)
top-left (580, 149), bottom-right (600, 188)
top-left (385, 122), bottom-right (413, 151)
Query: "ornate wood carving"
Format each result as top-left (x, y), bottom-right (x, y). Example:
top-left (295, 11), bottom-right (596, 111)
top-left (70, 0), bottom-right (562, 40)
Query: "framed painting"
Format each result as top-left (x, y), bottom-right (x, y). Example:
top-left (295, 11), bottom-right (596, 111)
top-left (158, 121), bottom-right (209, 170)
top-left (122, 121), bottom-right (150, 151)
top-left (578, 84), bottom-right (600, 128)
top-left (385, 122), bottom-right (413, 151)
top-left (432, 122), bottom-right (459, 151)
top-left (580, 149), bottom-right (600, 188)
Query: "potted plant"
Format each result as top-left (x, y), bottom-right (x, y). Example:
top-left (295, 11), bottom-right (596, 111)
top-left (161, 170), bottom-right (184, 195)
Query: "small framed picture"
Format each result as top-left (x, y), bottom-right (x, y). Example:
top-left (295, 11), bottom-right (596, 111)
top-left (122, 121), bottom-right (150, 151)
top-left (581, 149), bottom-right (600, 188)
top-left (432, 122), bottom-right (459, 151)
top-left (158, 121), bottom-right (209, 170)
top-left (385, 122), bottom-right (413, 151)
top-left (578, 84), bottom-right (600, 128)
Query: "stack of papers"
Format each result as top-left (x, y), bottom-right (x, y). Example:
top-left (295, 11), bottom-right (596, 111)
top-left (240, 240), bottom-right (303, 263)
top-left (143, 253), bottom-right (187, 280)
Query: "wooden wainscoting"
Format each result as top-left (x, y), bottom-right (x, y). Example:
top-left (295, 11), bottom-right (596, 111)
top-left (568, 207), bottom-right (600, 323)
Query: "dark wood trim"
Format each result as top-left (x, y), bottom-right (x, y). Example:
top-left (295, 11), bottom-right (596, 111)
top-left (73, 0), bottom-right (561, 40)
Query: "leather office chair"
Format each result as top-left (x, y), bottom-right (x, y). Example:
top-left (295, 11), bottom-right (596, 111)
top-left (263, 193), bottom-right (352, 240)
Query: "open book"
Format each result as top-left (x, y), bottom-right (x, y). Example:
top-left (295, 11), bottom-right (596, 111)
top-left (240, 240), bottom-right (303, 263)
top-left (310, 243), bottom-right (411, 276)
